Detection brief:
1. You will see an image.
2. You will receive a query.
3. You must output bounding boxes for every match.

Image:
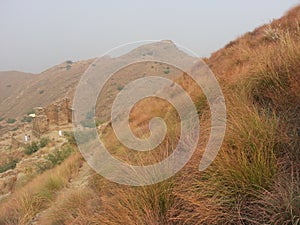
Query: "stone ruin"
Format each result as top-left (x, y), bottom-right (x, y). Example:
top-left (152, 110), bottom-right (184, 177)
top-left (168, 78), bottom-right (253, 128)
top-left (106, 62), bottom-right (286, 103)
top-left (32, 98), bottom-right (72, 137)
top-left (0, 98), bottom-right (74, 199)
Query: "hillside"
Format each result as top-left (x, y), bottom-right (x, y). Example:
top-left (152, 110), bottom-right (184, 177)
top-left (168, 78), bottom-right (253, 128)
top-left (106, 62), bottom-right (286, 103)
top-left (0, 60), bottom-right (92, 119)
top-left (0, 5), bottom-right (300, 225)
top-left (0, 71), bottom-right (35, 103)
top-left (0, 41), bottom-right (188, 122)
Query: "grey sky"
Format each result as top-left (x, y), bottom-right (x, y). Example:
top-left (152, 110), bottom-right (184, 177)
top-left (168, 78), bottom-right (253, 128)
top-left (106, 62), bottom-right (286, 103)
top-left (0, 0), bottom-right (299, 73)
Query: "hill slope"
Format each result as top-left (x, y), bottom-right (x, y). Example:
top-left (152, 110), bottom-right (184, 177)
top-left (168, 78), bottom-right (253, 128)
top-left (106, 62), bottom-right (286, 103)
top-left (0, 71), bottom-right (35, 104)
top-left (0, 41), bottom-right (189, 121)
top-left (0, 5), bottom-right (300, 225)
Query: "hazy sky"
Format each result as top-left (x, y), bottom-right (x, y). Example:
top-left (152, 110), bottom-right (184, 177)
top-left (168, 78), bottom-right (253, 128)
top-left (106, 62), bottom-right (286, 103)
top-left (0, 0), bottom-right (299, 73)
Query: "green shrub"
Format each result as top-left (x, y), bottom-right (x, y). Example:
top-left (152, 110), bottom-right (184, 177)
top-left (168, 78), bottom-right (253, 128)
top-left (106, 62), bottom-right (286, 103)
top-left (64, 131), bottom-right (76, 145)
top-left (39, 137), bottom-right (50, 148)
top-left (0, 117), bottom-right (4, 122)
top-left (24, 142), bottom-right (39, 155)
top-left (6, 118), bottom-right (16, 124)
top-left (117, 86), bottom-right (124, 91)
top-left (21, 116), bottom-right (32, 123)
top-left (163, 69), bottom-right (170, 74)
top-left (0, 159), bottom-right (19, 173)
top-left (47, 146), bottom-right (74, 167)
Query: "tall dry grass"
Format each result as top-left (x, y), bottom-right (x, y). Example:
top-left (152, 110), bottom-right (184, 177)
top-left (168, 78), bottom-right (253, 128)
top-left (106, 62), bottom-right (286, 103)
top-left (1, 6), bottom-right (300, 225)
top-left (0, 153), bottom-right (83, 225)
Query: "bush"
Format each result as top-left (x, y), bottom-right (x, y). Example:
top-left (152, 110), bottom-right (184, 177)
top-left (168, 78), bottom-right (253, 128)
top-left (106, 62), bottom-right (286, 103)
top-left (163, 69), bottom-right (170, 74)
top-left (0, 159), bottom-right (19, 173)
top-left (6, 118), bottom-right (16, 124)
top-left (63, 131), bottom-right (76, 145)
top-left (39, 137), bottom-right (50, 148)
top-left (21, 116), bottom-right (32, 123)
top-left (24, 142), bottom-right (39, 155)
top-left (47, 146), bottom-right (74, 167)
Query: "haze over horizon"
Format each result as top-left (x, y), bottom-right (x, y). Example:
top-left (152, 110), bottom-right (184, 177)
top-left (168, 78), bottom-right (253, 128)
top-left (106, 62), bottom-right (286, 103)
top-left (0, 0), bottom-right (299, 74)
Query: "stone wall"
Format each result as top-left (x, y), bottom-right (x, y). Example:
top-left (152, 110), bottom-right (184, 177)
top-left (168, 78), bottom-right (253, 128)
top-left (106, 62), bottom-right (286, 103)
top-left (11, 136), bottom-right (26, 149)
top-left (32, 98), bottom-right (72, 137)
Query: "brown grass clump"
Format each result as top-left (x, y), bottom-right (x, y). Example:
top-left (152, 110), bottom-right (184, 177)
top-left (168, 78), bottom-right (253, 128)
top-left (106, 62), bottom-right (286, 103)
top-left (0, 153), bottom-right (83, 225)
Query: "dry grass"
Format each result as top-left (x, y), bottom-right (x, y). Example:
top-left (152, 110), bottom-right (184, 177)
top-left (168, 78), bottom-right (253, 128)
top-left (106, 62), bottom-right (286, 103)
top-left (242, 163), bottom-right (300, 225)
top-left (0, 153), bottom-right (83, 225)
top-left (1, 5), bottom-right (300, 225)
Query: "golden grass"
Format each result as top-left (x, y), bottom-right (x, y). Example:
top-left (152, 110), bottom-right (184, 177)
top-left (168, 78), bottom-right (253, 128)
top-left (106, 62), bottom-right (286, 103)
top-left (1, 6), bottom-right (300, 225)
top-left (0, 153), bottom-right (83, 225)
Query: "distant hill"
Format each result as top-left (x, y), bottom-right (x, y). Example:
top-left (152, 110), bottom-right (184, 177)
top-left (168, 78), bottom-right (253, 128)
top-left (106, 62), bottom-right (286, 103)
top-left (0, 60), bottom-right (93, 119)
top-left (0, 41), bottom-right (189, 121)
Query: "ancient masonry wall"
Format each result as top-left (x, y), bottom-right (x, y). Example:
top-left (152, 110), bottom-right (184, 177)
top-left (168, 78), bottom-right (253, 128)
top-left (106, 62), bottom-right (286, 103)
top-left (11, 135), bottom-right (26, 149)
top-left (32, 98), bottom-right (72, 137)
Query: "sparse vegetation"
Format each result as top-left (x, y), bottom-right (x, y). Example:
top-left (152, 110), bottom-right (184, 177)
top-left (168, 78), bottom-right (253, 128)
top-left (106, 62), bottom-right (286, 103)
top-left (39, 137), bottom-right (50, 148)
top-left (163, 69), bottom-right (170, 74)
top-left (117, 85), bottom-right (124, 91)
top-left (24, 141), bottom-right (39, 155)
top-left (63, 131), bottom-right (76, 145)
top-left (24, 138), bottom-right (50, 155)
top-left (0, 153), bottom-right (83, 224)
top-left (0, 159), bottom-right (19, 173)
top-left (6, 118), bottom-right (16, 124)
top-left (21, 116), bottom-right (32, 123)
top-left (47, 145), bottom-right (74, 167)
